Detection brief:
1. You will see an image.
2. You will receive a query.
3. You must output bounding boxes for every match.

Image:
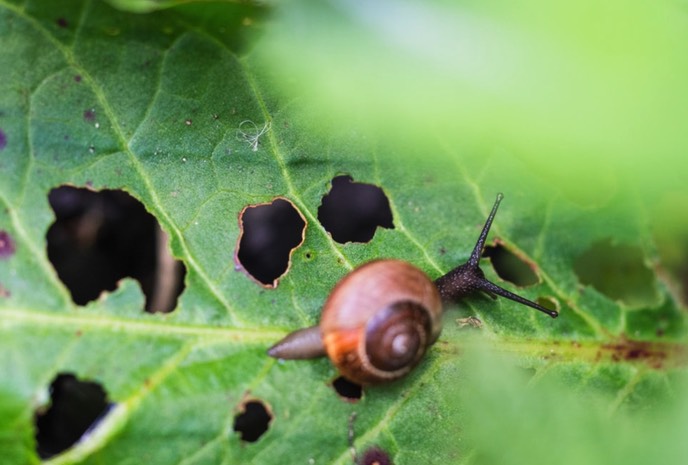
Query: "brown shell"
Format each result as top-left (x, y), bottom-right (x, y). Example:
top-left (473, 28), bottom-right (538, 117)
top-left (320, 259), bottom-right (442, 384)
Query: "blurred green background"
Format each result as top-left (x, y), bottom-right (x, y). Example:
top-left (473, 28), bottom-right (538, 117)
top-left (251, 0), bottom-right (688, 299)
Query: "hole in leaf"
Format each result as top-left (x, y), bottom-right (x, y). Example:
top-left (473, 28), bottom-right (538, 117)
top-left (235, 197), bottom-right (306, 287)
top-left (573, 238), bottom-right (657, 307)
top-left (46, 186), bottom-right (186, 312)
top-left (332, 376), bottom-right (363, 402)
top-left (0, 230), bottom-right (16, 258)
top-left (358, 446), bottom-right (393, 465)
top-left (233, 399), bottom-right (272, 443)
top-left (318, 175), bottom-right (394, 243)
top-left (483, 242), bottom-right (539, 287)
top-left (536, 296), bottom-right (559, 312)
top-left (34, 373), bottom-right (113, 459)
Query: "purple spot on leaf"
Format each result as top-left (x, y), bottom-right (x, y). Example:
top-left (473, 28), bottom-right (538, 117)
top-left (0, 129), bottom-right (6, 150)
top-left (0, 231), bottom-right (16, 258)
top-left (83, 109), bottom-right (96, 123)
top-left (359, 447), bottom-right (393, 465)
top-left (57, 18), bottom-right (68, 28)
top-left (74, 75), bottom-right (82, 83)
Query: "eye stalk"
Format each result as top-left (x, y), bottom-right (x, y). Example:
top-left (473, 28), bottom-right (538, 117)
top-left (435, 193), bottom-right (558, 318)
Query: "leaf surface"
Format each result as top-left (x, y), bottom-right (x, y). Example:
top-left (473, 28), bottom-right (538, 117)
top-left (0, 1), bottom-right (685, 464)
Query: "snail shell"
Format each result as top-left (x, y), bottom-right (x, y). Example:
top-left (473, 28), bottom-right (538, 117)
top-left (320, 259), bottom-right (442, 384)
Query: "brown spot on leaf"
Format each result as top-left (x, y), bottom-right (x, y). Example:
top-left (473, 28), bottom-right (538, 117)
top-left (600, 337), bottom-right (685, 370)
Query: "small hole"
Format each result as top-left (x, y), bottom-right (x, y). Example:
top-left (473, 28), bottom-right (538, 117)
top-left (332, 376), bottom-right (363, 402)
top-left (573, 238), bottom-right (657, 307)
top-left (233, 399), bottom-right (272, 443)
top-left (46, 186), bottom-right (186, 312)
top-left (483, 242), bottom-right (539, 287)
top-left (536, 296), bottom-right (559, 312)
top-left (318, 175), bottom-right (394, 243)
top-left (235, 197), bottom-right (306, 287)
top-left (34, 373), bottom-right (113, 459)
top-left (358, 446), bottom-right (393, 465)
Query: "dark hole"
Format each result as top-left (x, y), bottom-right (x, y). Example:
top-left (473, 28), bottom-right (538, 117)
top-left (536, 296), bottom-right (559, 312)
top-left (483, 243), bottom-right (538, 287)
top-left (34, 373), bottom-right (112, 459)
top-left (358, 446), bottom-right (393, 465)
top-left (236, 198), bottom-right (306, 287)
top-left (332, 376), bottom-right (363, 401)
top-left (46, 186), bottom-right (186, 312)
top-left (233, 400), bottom-right (272, 443)
top-left (318, 175), bottom-right (394, 243)
top-left (573, 238), bottom-right (657, 308)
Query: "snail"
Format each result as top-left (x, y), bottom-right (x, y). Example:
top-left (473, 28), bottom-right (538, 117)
top-left (268, 193), bottom-right (558, 384)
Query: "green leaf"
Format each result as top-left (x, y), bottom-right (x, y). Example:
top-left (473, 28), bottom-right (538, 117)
top-left (0, 1), bottom-right (686, 464)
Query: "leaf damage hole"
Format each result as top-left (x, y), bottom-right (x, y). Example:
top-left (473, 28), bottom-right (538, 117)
top-left (34, 373), bottom-right (113, 459)
top-left (573, 238), bottom-right (657, 308)
top-left (483, 241), bottom-right (539, 287)
top-left (332, 376), bottom-right (363, 402)
top-left (235, 197), bottom-right (306, 287)
top-left (233, 399), bottom-right (272, 443)
top-left (536, 296), bottom-right (559, 312)
top-left (0, 230), bottom-right (16, 258)
top-left (46, 186), bottom-right (186, 312)
top-left (318, 175), bottom-right (394, 244)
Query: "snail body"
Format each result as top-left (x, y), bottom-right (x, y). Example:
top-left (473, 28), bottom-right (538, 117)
top-left (268, 194), bottom-right (558, 385)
